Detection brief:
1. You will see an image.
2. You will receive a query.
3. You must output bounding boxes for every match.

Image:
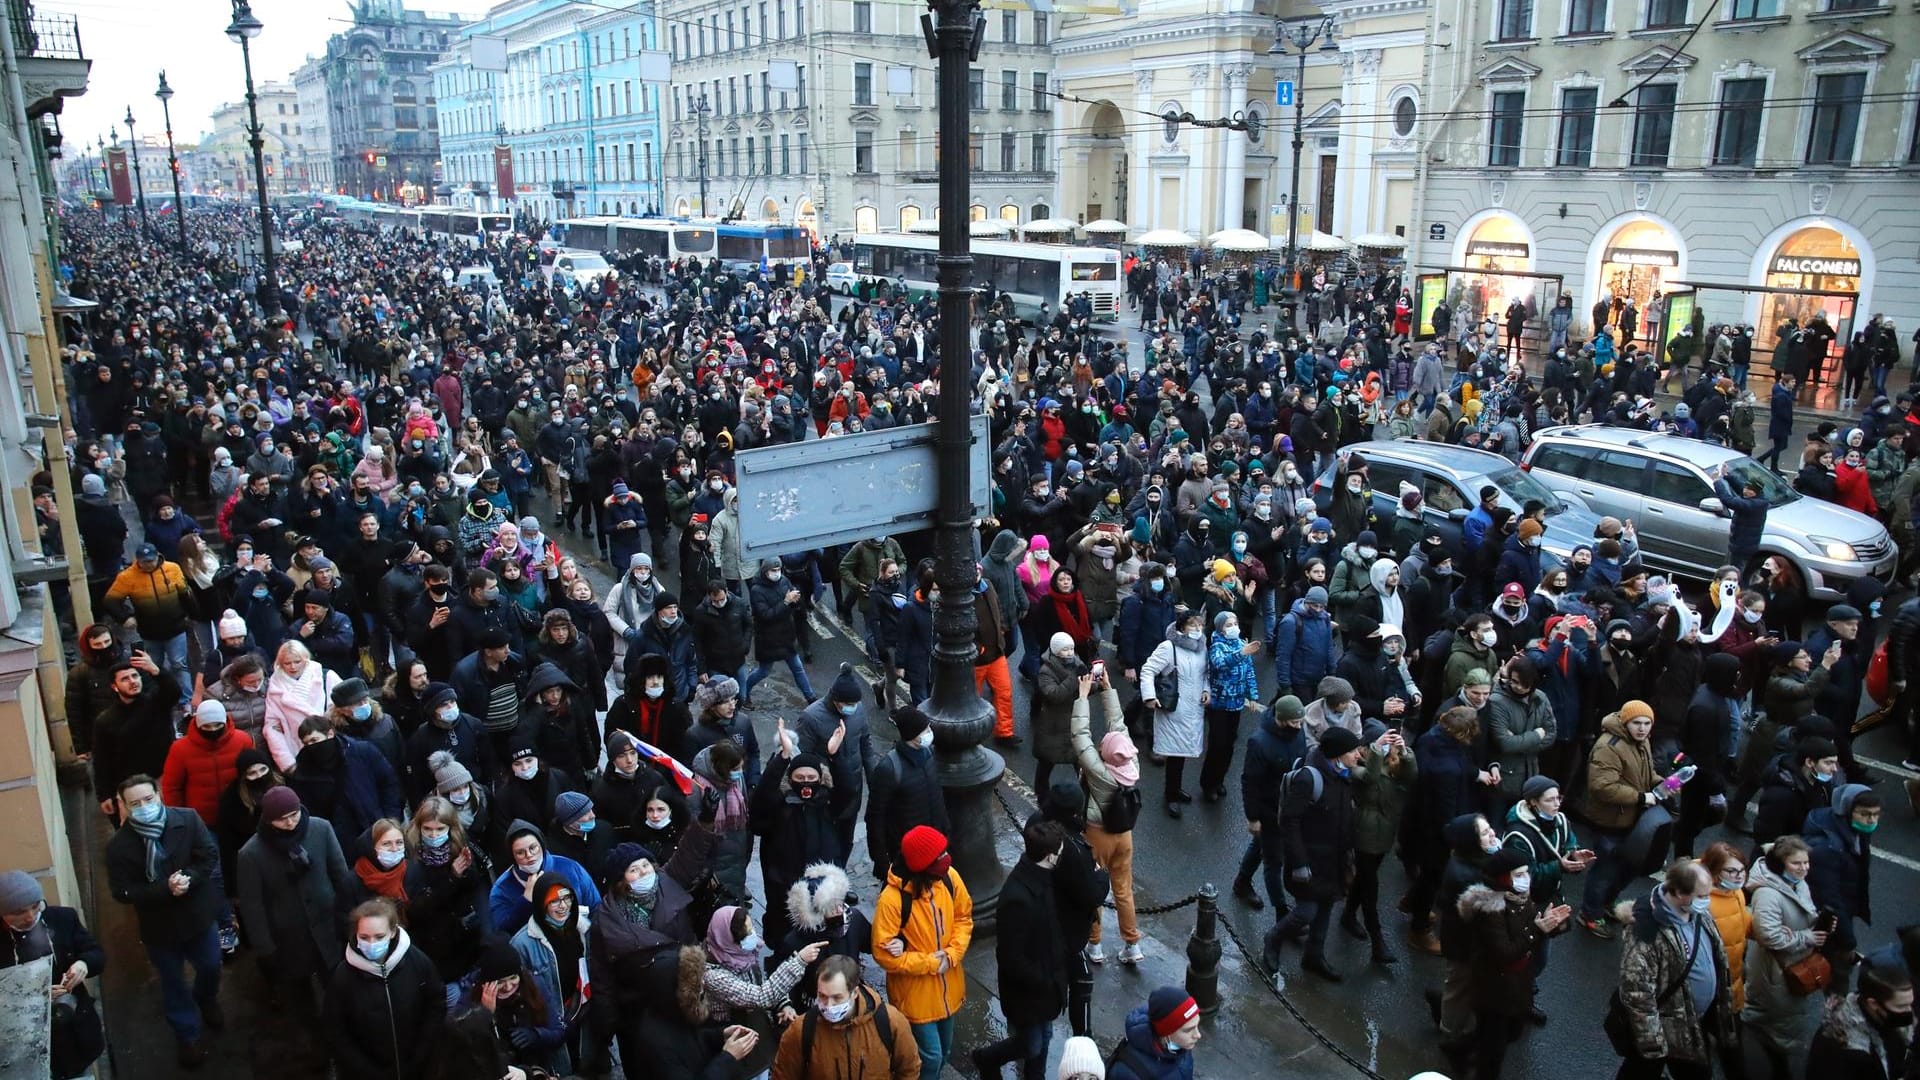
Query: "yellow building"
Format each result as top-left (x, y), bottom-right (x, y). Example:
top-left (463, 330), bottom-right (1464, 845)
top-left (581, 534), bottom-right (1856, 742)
top-left (1050, 0), bottom-right (1434, 245)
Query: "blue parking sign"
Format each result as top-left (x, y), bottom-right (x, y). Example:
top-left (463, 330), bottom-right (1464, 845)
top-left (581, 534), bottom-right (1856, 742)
top-left (1276, 81), bottom-right (1295, 107)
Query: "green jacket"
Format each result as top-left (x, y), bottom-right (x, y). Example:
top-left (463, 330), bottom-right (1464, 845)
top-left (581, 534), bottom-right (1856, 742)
top-left (1502, 800), bottom-right (1579, 905)
top-left (1865, 441), bottom-right (1905, 507)
top-left (1352, 742), bottom-right (1416, 855)
top-left (838, 538), bottom-right (906, 599)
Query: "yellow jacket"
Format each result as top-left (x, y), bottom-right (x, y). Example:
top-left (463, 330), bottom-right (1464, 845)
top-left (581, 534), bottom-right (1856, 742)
top-left (870, 867), bottom-right (972, 1024)
top-left (1709, 886), bottom-right (1752, 1012)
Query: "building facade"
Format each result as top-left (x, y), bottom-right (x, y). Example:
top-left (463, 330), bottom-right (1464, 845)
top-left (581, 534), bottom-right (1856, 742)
top-left (1412, 0), bottom-right (1920, 348)
top-left (1049, 0), bottom-right (1429, 244)
top-left (292, 57), bottom-right (336, 194)
top-left (320, 0), bottom-right (464, 201)
top-left (658, 0), bottom-right (1056, 237)
top-left (194, 82), bottom-right (310, 196)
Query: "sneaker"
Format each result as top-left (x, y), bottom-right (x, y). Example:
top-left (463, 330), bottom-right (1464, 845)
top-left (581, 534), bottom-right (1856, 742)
top-left (1580, 915), bottom-right (1616, 940)
top-left (217, 922), bottom-right (239, 955)
top-left (1084, 942), bottom-right (1106, 964)
top-left (1119, 943), bottom-right (1145, 965)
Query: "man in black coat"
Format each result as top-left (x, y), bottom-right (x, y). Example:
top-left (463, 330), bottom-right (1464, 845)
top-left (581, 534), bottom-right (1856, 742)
top-left (687, 578), bottom-right (752, 681)
top-left (971, 820), bottom-right (1070, 1080)
top-left (1262, 726), bottom-right (1364, 982)
top-left (864, 707), bottom-right (949, 873)
top-left (1036, 781), bottom-right (1109, 1038)
top-left (91, 654), bottom-right (179, 820)
top-left (103, 775), bottom-right (224, 1066)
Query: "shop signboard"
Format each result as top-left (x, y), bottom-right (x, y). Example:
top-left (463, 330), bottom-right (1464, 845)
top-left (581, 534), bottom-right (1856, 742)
top-left (1465, 240), bottom-right (1528, 259)
top-left (1659, 290), bottom-right (1696, 351)
top-left (1415, 273), bottom-right (1448, 340)
top-left (1769, 255), bottom-right (1860, 277)
top-left (1604, 247), bottom-right (1679, 268)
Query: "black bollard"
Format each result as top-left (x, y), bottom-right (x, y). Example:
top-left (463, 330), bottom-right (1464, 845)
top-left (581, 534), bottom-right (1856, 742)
top-left (1186, 882), bottom-right (1222, 1014)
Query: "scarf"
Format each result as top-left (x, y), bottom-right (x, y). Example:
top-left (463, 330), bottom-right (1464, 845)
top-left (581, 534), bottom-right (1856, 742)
top-left (616, 574), bottom-right (656, 629)
top-left (354, 855), bottom-right (409, 901)
top-left (705, 905), bottom-right (759, 971)
top-left (259, 811), bottom-right (312, 873)
top-left (710, 779), bottom-right (748, 833)
top-left (416, 837), bottom-right (455, 867)
top-left (1048, 589), bottom-right (1092, 643)
top-left (128, 809), bottom-right (168, 882)
top-left (618, 879), bottom-right (658, 928)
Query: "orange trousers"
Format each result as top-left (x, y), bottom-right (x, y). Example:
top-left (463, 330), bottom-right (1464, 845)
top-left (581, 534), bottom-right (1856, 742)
top-left (1085, 824), bottom-right (1139, 944)
top-left (974, 657), bottom-right (1013, 738)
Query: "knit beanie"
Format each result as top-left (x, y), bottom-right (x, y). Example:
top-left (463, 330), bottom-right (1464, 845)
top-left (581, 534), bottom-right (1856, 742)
top-left (217, 609), bottom-right (248, 639)
top-left (0, 870), bottom-right (42, 912)
top-left (1148, 986), bottom-right (1200, 1037)
top-left (829, 662), bottom-right (863, 704)
top-left (899, 825), bottom-right (947, 874)
top-left (260, 785), bottom-right (301, 820)
top-left (1057, 1037), bottom-right (1105, 1080)
top-left (429, 750), bottom-right (473, 795)
top-left (554, 791), bottom-right (594, 830)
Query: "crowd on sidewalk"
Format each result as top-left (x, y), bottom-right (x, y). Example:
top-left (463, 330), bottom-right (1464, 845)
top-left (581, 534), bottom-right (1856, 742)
top-left (17, 195), bottom-right (1920, 1080)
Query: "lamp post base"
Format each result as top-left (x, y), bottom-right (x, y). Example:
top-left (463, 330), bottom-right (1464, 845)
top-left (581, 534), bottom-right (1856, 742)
top-left (922, 674), bottom-right (1006, 936)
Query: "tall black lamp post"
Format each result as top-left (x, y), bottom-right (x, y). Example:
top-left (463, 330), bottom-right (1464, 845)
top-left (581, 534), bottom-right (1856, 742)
top-left (156, 72), bottom-right (188, 252)
top-left (94, 135), bottom-right (108, 203)
top-left (123, 106), bottom-right (151, 238)
top-left (922, 0), bottom-right (1006, 931)
top-left (225, 0), bottom-right (281, 315)
top-left (1268, 15), bottom-right (1337, 328)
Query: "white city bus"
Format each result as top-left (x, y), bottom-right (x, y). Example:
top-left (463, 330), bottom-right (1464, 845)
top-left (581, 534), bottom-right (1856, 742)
top-left (849, 233), bottom-right (1122, 320)
top-left (555, 217), bottom-right (717, 262)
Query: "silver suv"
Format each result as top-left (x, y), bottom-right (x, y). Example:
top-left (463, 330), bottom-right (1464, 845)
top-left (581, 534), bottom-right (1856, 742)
top-left (1520, 425), bottom-right (1894, 602)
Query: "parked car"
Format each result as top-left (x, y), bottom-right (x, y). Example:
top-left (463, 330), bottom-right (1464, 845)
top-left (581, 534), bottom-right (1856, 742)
top-left (455, 265), bottom-right (501, 293)
top-left (1313, 441), bottom-right (1602, 565)
top-left (825, 261), bottom-right (856, 295)
top-left (545, 250), bottom-right (613, 290)
top-left (1520, 424), bottom-right (1894, 601)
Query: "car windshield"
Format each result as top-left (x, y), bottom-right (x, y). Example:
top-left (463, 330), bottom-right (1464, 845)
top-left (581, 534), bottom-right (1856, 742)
top-left (1478, 466), bottom-right (1568, 516)
top-left (1720, 456), bottom-right (1800, 508)
top-left (568, 254), bottom-right (609, 271)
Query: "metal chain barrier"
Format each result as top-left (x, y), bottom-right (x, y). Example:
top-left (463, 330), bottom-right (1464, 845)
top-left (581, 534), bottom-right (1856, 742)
top-left (992, 781), bottom-right (1388, 1080)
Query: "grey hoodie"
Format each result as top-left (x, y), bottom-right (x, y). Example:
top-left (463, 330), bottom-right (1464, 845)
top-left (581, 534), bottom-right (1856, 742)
top-left (983, 529), bottom-right (1028, 623)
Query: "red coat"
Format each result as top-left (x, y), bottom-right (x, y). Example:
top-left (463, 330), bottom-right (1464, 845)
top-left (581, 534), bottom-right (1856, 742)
top-left (160, 727), bottom-right (255, 825)
top-left (1835, 461), bottom-right (1879, 516)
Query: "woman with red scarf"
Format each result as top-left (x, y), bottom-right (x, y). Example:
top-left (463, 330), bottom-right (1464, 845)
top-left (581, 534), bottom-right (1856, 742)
top-left (1029, 567), bottom-right (1096, 662)
top-left (349, 818), bottom-right (410, 905)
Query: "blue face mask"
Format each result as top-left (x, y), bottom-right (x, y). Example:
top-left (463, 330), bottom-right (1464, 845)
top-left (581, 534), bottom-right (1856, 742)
top-left (130, 801), bottom-right (165, 825)
top-left (358, 937), bottom-right (392, 962)
top-left (484, 587), bottom-right (500, 602)
top-left (1814, 771), bottom-right (1834, 784)
top-left (838, 703), bottom-right (858, 718)
top-left (739, 933), bottom-right (762, 952)
top-left (422, 832), bottom-right (450, 849)
top-left (253, 587), bottom-right (270, 599)
top-left (1149, 578), bottom-right (1165, 593)
top-left (728, 769), bottom-right (744, 784)
top-left (375, 848), bottom-right (404, 869)
top-left (351, 703), bottom-right (372, 721)
top-left (1689, 897), bottom-right (1712, 916)
top-left (1333, 763), bottom-right (1351, 778)
top-left (630, 871), bottom-right (658, 894)
top-left (576, 818), bottom-right (596, 834)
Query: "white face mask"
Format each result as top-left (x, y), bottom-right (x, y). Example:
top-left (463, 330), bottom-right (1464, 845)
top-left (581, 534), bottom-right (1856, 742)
top-left (817, 998), bottom-right (853, 1023)
top-left (1479, 629), bottom-right (1499, 647)
top-left (1510, 872), bottom-right (1532, 894)
top-left (913, 729), bottom-right (934, 749)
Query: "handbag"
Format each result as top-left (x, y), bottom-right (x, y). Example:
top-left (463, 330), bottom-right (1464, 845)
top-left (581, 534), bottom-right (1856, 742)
top-left (1151, 661), bottom-right (1179, 713)
top-left (1867, 637), bottom-right (1892, 706)
top-left (1782, 949), bottom-right (1833, 996)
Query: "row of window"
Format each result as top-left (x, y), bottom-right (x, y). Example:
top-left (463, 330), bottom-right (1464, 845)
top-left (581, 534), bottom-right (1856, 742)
top-left (673, 133), bottom-right (809, 178)
top-left (1494, 0), bottom-right (1881, 40)
top-left (1490, 72), bottom-right (1918, 169)
top-left (848, 130), bottom-right (1050, 175)
top-left (674, 69), bottom-right (807, 120)
top-left (667, 1), bottom-right (1049, 59)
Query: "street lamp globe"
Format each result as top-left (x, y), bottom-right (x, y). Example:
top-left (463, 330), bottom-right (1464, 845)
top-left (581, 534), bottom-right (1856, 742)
top-left (225, 1), bottom-right (263, 43)
top-left (123, 106), bottom-right (133, 128)
top-left (155, 71), bottom-right (173, 103)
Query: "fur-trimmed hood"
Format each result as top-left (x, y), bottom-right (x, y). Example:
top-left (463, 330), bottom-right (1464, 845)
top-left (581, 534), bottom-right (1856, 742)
top-left (786, 861), bottom-right (852, 930)
top-left (1456, 883), bottom-right (1512, 918)
top-left (640, 943), bottom-right (711, 1024)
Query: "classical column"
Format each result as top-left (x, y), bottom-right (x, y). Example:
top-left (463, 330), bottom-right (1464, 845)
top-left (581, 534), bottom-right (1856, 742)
top-left (1336, 48), bottom-right (1383, 239)
top-left (1050, 76), bottom-right (1070, 216)
top-left (1221, 63), bottom-right (1252, 233)
top-left (1133, 68), bottom-right (1155, 227)
top-left (1184, 63), bottom-right (1211, 234)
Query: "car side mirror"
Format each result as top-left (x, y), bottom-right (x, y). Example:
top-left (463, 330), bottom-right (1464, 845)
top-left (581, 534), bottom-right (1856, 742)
top-left (1698, 497), bottom-right (1729, 517)
top-left (1447, 507), bottom-right (1470, 521)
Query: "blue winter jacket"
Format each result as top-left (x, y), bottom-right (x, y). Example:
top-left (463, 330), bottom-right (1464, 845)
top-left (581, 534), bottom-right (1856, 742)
top-left (1107, 1003), bottom-right (1196, 1080)
top-left (1274, 597), bottom-right (1334, 692)
top-left (1115, 579), bottom-right (1179, 669)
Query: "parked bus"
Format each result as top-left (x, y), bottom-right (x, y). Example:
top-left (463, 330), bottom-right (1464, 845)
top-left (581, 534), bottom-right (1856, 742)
top-left (714, 222), bottom-right (811, 271)
top-left (417, 205), bottom-right (512, 244)
top-left (553, 217), bottom-right (718, 262)
top-left (849, 234), bottom-right (1122, 320)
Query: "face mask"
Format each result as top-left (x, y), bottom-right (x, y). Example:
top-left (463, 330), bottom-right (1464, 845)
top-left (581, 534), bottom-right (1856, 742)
top-left (1483, 840), bottom-right (1502, 855)
top-left (375, 848), bottom-right (404, 869)
top-left (1479, 629), bottom-right (1498, 647)
top-left (1381, 641), bottom-right (1402, 658)
top-left (1852, 819), bottom-right (1880, 835)
top-left (438, 704), bottom-right (460, 724)
top-left (351, 703), bottom-right (372, 721)
top-left (818, 998), bottom-right (853, 1023)
top-left (422, 832), bottom-right (450, 849)
top-left (1231, 539), bottom-right (1248, 554)
top-left (914, 729), bottom-right (934, 749)
top-left (1357, 545), bottom-right (1377, 560)
top-left (739, 933), bottom-right (762, 953)
top-left (728, 769), bottom-right (745, 784)
top-left (1222, 625), bottom-right (1241, 640)
top-left (1689, 897), bottom-right (1712, 915)
top-left (130, 801), bottom-right (166, 826)
top-left (483, 587), bottom-right (500, 602)
top-left (660, 614), bottom-right (680, 627)
top-left (513, 762), bottom-right (539, 781)
top-left (1184, 629), bottom-right (1203, 641)
top-left (838, 703), bottom-right (858, 718)
top-left (1716, 878), bottom-right (1740, 892)
top-left (1165, 1040), bottom-right (1184, 1056)
top-left (1347, 478), bottom-right (1363, 493)
top-left (448, 788), bottom-right (471, 806)
top-left (1814, 771), bottom-right (1834, 783)
top-left (1510, 872), bottom-right (1531, 894)
top-left (358, 937), bottom-right (392, 962)
top-left (645, 815), bottom-right (672, 830)
top-left (253, 587), bottom-right (270, 599)
top-left (1742, 609), bottom-right (1762, 623)
top-left (576, 819), bottom-right (596, 834)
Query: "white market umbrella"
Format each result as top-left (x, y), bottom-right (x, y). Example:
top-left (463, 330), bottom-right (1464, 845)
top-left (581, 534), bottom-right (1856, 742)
top-left (1136, 228), bottom-right (1195, 247)
top-left (1352, 232), bottom-right (1409, 250)
top-left (1082, 219), bottom-right (1129, 234)
top-left (970, 219), bottom-right (1013, 237)
top-left (1022, 218), bottom-right (1079, 238)
top-left (907, 218), bottom-right (942, 234)
top-left (1279, 229), bottom-right (1350, 253)
top-left (1207, 228), bottom-right (1271, 253)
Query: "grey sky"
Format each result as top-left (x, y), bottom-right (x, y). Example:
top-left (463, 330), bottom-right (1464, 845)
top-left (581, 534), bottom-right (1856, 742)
top-left (44, 0), bottom-right (485, 153)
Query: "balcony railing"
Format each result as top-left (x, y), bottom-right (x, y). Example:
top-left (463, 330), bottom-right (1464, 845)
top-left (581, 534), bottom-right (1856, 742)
top-left (9, 5), bottom-right (83, 62)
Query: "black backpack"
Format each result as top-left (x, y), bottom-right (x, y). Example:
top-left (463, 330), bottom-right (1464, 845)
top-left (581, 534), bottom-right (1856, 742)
top-left (1277, 756), bottom-right (1325, 822)
top-left (800, 995), bottom-right (895, 1072)
top-left (1088, 776), bottom-right (1143, 834)
top-left (1105, 1035), bottom-right (1158, 1078)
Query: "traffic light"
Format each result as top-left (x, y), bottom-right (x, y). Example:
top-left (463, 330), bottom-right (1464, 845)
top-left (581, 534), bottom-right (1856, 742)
top-left (364, 151), bottom-right (375, 165)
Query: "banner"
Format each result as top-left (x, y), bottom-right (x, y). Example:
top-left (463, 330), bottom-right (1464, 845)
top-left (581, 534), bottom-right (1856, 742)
top-left (106, 148), bottom-right (132, 205)
top-left (493, 146), bottom-right (515, 202)
top-left (1415, 273), bottom-right (1448, 340)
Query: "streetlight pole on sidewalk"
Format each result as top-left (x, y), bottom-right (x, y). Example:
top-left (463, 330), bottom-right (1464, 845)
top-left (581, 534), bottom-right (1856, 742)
top-left (1270, 16), bottom-right (1337, 329)
top-left (156, 72), bottom-right (188, 253)
top-left (225, 0), bottom-right (282, 316)
top-left (923, 0), bottom-right (1006, 930)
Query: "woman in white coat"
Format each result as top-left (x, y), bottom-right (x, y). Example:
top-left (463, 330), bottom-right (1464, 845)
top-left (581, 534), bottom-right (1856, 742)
top-left (263, 640), bottom-right (342, 772)
top-left (1741, 835), bottom-right (1828, 1080)
top-left (1139, 607), bottom-right (1209, 818)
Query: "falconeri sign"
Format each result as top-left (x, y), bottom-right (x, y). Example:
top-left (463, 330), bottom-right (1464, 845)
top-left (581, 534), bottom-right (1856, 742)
top-left (1770, 255), bottom-right (1861, 277)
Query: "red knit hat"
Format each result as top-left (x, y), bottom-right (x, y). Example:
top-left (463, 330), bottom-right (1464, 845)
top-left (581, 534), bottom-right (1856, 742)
top-left (1148, 986), bottom-right (1199, 1037)
top-left (899, 825), bottom-right (947, 874)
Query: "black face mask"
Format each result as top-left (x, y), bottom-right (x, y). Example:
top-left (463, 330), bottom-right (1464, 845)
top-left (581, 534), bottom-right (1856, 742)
top-left (298, 737), bottom-right (342, 772)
